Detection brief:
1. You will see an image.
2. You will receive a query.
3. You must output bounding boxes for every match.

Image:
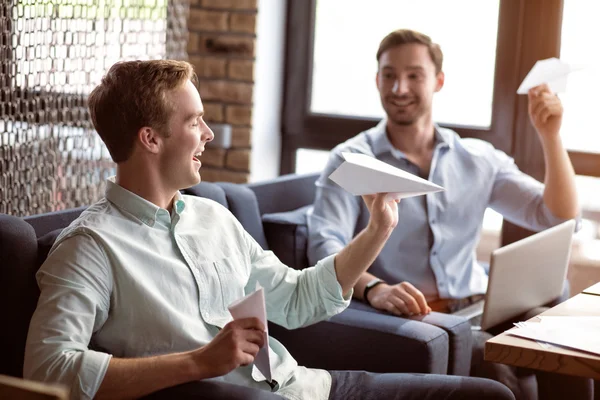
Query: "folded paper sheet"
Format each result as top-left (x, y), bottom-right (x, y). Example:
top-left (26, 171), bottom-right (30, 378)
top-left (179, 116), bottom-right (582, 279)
top-left (508, 316), bottom-right (600, 356)
top-left (517, 57), bottom-right (582, 95)
top-left (228, 284), bottom-right (272, 382)
top-left (329, 152), bottom-right (444, 201)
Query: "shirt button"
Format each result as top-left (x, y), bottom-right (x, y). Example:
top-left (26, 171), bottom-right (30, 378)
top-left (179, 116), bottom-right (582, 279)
top-left (431, 219), bottom-right (436, 224)
top-left (432, 251), bottom-right (437, 256)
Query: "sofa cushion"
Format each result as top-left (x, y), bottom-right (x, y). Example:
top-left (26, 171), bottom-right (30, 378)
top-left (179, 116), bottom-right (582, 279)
top-left (37, 229), bottom-right (64, 268)
top-left (24, 206), bottom-right (87, 238)
top-left (0, 215), bottom-right (40, 378)
top-left (262, 206), bottom-right (311, 270)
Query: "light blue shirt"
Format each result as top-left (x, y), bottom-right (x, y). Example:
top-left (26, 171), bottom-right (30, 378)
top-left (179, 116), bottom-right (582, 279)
top-left (308, 119), bottom-right (569, 300)
top-left (24, 179), bottom-right (350, 400)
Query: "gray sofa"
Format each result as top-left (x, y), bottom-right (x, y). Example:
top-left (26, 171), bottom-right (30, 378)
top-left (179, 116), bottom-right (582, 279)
top-left (0, 174), bottom-right (469, 399)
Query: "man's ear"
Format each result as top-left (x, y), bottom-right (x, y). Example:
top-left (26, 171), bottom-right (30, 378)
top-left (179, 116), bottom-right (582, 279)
top-left (434, 71), bottom-right (445, 93)
top-left (137, 127), bottom-right (161, 155)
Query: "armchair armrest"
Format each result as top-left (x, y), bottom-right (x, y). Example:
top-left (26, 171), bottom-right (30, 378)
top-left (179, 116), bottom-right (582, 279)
top-left (269, 306), bottom-right (449, 375)
top-left (349, 301), bottom-right (472, 376)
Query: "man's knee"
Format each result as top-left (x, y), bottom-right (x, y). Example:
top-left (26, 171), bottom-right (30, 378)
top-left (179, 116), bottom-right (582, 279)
top-left (461, 377), bottom-right (516, 400)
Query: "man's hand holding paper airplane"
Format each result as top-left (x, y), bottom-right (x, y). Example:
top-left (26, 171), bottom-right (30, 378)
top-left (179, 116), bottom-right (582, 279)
top-left (517, 58), bottom-right (570, 140)
top-left (329, 152), bottom-right (444, 201)
top-left (528, 83), bottom-right (563, 140)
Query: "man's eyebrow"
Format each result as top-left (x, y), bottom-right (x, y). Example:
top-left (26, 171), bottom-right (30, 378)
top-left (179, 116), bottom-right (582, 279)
top-left (185, 111), bottom-right (204, 120)
top-left (381, 65), bottom-right (426, 71)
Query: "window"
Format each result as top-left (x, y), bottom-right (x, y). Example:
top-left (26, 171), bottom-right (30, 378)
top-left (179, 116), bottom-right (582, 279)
top-left (559, 0), bottom-right (600, 154)
top-left (295, 148), bottom-right (330, 175)
top-left (311, 0), bottom-right (500, 128)
top-left (282, 0), bottom-right (523, 174)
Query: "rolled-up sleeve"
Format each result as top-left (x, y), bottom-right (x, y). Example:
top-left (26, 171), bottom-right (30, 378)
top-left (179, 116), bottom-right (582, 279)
top-left (243, 229), bottom-right (351, 330)
top-left (488, 148), bottom-right (581, 231)
top-left (307, 150), bottom-right (362, 266)
top-left (24, 233), bottom-right (112, 400)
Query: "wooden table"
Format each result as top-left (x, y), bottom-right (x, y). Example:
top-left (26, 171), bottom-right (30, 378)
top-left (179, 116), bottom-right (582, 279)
top-left (484, 288), bottom-right (600, 379)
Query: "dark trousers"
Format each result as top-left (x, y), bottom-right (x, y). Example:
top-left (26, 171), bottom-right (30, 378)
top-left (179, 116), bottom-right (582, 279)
top-left (328, 370), bottom-right (515, 400)
top-left (470, 306), bottom-right (594, 400)
top-left (143, 370), bottom-right (515, 400)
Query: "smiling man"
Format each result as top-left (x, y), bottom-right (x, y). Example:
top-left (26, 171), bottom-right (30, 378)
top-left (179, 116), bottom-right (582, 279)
top-left (307, 30), bottom-right (590, 399)
top-left (22, 60), bottom-right (514, 400)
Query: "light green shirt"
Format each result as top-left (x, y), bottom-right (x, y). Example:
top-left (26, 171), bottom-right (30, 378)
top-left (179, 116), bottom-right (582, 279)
top-left (24, 179), bottom-right (351, 400)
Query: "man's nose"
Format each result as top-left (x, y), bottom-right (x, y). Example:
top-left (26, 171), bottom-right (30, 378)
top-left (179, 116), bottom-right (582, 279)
top-left (204, 126), bottom-right (214, 142)
top-left (392, 79), bottom-right (409, 95)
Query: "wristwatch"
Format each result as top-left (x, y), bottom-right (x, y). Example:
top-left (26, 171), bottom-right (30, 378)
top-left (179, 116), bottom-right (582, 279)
top-left (363, 278), bottom-right (385, 307)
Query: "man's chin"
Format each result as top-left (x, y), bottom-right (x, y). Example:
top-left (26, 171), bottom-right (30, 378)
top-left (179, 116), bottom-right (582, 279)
top-left (389, 116), bottom-right (416, 126)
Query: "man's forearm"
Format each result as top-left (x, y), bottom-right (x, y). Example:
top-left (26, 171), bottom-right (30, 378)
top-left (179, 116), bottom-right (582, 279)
top-left (334, 225), bottom-right (392, 296)
top-left (541, 136), bottom-right (578, 218)
top-left (95, 351), bottom-right (199, 400)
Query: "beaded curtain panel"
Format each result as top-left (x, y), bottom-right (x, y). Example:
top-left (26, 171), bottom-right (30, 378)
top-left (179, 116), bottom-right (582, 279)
top-left (0, 0), bottom-right (188, 216)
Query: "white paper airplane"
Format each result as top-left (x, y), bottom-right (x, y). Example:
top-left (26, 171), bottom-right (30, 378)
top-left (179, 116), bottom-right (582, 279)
top-left (517, 57), bottom-right (582, 95)
top-left (228, 284), bottom-right (272, 382)
top-left (329, 152), bottom-right (444, 201)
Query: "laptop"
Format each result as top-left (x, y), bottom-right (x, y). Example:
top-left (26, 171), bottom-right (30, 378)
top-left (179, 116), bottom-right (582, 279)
top-left (452, 219), bottom-right (576, 331)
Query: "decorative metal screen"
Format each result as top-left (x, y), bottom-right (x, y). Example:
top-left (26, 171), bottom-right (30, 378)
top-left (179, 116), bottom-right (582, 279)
top-left (0, 0), bottom-right (189, 216)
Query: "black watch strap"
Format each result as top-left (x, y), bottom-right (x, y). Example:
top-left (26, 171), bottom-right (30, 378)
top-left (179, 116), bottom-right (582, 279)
top-left (363, 278), bottom-right (385, 307)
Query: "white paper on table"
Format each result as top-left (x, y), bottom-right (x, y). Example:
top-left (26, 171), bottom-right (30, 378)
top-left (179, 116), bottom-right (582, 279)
top-left (517, 57), bottom-right (583, 95)
top-left (329, 152), bottom-right (444, 201)
top-left (228, 283), bottom-right (272, 382)
top-left (508, 317), bottom-right (600, 356)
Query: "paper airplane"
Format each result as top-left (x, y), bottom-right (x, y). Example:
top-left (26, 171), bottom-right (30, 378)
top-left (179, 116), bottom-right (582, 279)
top-left (228, 284), bottom-right (272, 382)
top-left (329, 152), bottom-right (444, 201)
top-left (517, 57), bottom-right (582, 95)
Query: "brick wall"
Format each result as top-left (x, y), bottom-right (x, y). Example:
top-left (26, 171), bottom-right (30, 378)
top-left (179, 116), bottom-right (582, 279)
top-left (188, 0), bottom-right (257, 183)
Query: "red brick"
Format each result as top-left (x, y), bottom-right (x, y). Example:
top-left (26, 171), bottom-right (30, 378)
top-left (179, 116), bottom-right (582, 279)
top-left (230, 12), bottom-right (256, 34)
top-left (187, 33), bottom-right (201, 55)
top-left (201, 0), bottom-right (257, 10)
top-left (231, 127), bottom-right (251, 147)
top-left (226, 149), bottom-right (250, 171)
top-left (227, 59), bottom-right (254, 81)
top-left (200, 167), bottom-right (250, 183)
top-left (225, 105), bottom-right (252, 125)
top-left (199, 80), bottom-right (253, 104)
top-left (189, 56), bottom-right (227, 79)
top-left (203, 35), bottom-right (255, 57)
top-left (202, 102), bottom-right (224, 122)
top-left (200, 148), bottom-right (226, 168)
top-left (188, 9), bottom-right (229, 32)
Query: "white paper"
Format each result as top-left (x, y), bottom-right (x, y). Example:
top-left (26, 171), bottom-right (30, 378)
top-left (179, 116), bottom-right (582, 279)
top-left (228, 284), bottom-right (272, 382)
top-left (329, 152), bottom-right (444, 201)
top-left (508, 317), bottom-right (600, 356)
top-left (517, 57), bottom-right (582, 94)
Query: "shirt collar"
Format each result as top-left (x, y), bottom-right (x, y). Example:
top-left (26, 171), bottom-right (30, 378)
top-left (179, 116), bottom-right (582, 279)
top-left (368, 119), bottom-right (455, 158)
top-left (105, 177), bottom-right (186, 227)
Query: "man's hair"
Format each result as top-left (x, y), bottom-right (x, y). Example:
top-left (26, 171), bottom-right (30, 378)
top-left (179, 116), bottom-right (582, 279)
top-left (376, 29), bottom-right (443, 74)
top-left (88, 60), bottom-right (198, 163)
